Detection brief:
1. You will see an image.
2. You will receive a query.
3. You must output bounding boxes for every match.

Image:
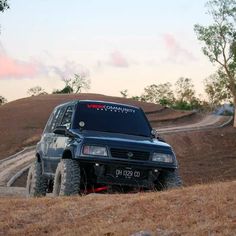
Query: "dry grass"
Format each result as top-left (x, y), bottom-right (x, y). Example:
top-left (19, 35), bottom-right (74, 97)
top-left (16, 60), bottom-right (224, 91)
top-left (1, 181), bottom-right (236, 235)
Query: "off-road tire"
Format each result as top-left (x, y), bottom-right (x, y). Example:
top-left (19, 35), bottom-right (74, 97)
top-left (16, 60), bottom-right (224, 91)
top-left (156, 170), bottom-right (182, 191)
top-left (53, 159), bottom-right (81, 196)
top-left (26, 160), bottom-right (48, 197)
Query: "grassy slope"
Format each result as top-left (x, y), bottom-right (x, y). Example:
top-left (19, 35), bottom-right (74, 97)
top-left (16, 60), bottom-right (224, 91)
top-left (1, 181), bottom-right (236, 236)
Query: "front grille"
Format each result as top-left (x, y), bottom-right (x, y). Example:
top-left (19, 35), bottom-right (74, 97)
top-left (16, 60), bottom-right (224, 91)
top-left (110, 148), bottom-right (150, 161)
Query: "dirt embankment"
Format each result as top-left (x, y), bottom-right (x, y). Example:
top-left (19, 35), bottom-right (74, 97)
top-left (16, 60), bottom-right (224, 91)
top-left (163, 126), bottom-right (236, 186)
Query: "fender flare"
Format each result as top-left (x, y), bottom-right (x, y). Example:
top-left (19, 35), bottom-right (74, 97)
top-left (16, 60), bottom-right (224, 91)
top-left (62, 147), bottom-right (75, 159)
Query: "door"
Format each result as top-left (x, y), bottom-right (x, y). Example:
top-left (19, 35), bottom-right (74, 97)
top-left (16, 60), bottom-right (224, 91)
top-left (50, 105), bottom-right (74, 173)
top-left (42, 106), bottom-right (66, 173)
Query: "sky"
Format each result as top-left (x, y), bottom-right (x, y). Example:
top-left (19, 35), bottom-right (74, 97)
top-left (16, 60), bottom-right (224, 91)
top-left (0, 0), bottom-right (217, 101)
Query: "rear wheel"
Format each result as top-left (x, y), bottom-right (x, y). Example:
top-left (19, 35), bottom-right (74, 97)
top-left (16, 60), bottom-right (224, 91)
top-left (26, 160), bottom-right (48, 197)
top-left (156, 170), bottom-right (182, 191)
top-left (53, 159), bottom-right (81, 196)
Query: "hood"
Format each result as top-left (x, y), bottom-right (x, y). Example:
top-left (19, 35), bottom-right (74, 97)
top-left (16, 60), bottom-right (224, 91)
top-left (74, 129), bottom-right (172, 153)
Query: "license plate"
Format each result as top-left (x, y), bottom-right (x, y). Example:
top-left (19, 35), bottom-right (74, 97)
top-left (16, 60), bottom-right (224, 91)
top-left (115, 168), bottom-right (141, 179)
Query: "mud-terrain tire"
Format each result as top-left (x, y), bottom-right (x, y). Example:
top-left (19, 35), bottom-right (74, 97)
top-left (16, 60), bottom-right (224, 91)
top-left (53, 159), bottom-right (81, 196)
top-left (26, 160), bottom-right (48, 197)
top-left (156, 170), bottom-right (182, 191)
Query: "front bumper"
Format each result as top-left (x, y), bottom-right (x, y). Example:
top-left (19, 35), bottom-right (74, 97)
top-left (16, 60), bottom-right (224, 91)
top-left (75, 155), bottom-right (177, 169)
top-left (74, 155), bottom-right (177, 188)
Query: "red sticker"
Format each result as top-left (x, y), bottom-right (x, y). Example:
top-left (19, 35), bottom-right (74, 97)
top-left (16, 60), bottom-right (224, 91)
top-left (87, 104), bottom-right (105, 109)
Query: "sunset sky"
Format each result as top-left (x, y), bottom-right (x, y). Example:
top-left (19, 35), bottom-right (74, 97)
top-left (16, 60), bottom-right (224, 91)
top-left (0, 0), bottom-right (216, 101)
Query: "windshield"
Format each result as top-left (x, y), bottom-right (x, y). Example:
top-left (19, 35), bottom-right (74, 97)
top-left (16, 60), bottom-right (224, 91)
top-left (73, 102), bottom-right (151, 137)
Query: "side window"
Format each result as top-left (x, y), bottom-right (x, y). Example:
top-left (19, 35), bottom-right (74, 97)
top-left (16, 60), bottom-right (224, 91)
top-left (44, 109), bottom-right (57, 134)
top-left (61, 106), bottom-right (74, 129)
top-left (50, 106), bottom-right (67, 132)
top-left (45, 106), bottom-right (66, 133)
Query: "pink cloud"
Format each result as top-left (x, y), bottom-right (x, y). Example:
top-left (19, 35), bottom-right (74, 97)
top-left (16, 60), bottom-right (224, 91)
top-left (109, 51), bottom-right (129, 68)
top-left (163, 34), bottom-right (196, 63)
top-left (0, 47), bottom-right (38, 79)
top-left (0, 45), bottom-right (89, 80)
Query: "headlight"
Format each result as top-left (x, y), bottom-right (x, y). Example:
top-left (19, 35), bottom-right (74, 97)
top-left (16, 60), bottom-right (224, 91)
top-left (152, 153), bottom-right (173, 163)
top-left (82, 145), bottom-right (108, 157)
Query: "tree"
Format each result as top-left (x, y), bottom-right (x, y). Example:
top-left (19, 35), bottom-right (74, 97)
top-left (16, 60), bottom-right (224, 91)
top-left (53, 73), bottom-right (90, 94)
top-left (63, 73), bottom-right (90, 94)
top-left (194, 0), bottom-right (236, 127)
top-left (27, 86), bottom-right (47, 96)
top-left (0, 95), bottom-right (7, 105)
top-left (131, 96), bottom-right (141, 101)
top-left (0, 0), bottom-right (9, 12)
top-left (173, 77), bottom-right (200, 110)
top-left (141, 83), bottom-right (175, 106)
top-left (204, 72), bottom-right (232, 109)
top-left (53, 85), bottom-right (73, 94)
top-left (120, 89), bottom-right (128, 98)
top-left (175, 77), bottom-right (196, 102)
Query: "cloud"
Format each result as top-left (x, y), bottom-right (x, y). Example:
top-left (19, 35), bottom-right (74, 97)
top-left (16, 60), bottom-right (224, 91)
top-left (0, 44), bottom-right (88, 80)
top-left (0, 45), bottom-right (39, 79)
top-left (162, 34), bottom-right (196, 63)
top-left (108, 50), bottom-right (129, 68)
top-left (48, 61), bottom-right (89, 80)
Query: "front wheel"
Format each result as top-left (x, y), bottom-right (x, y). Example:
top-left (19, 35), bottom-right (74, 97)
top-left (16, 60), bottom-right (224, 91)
top-left (155, 169), bottom-right (182, 191)
top-left (26, 160), bottom-right (48, 197)
top-left (53, 159), bottom-right (81, 196)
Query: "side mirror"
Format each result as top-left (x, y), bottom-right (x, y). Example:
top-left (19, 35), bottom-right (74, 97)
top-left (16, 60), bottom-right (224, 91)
top-left (151, 129), bottom-right (165, 142)
top-left (53, 126), bottom-right (79, 138)
top-left (151, 129), bottom-right (158, 138)
top-left (53, 126), bottom-right (67, 135)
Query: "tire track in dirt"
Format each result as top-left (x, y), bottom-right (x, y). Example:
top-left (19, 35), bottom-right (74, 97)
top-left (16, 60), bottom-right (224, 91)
top-left (0, 147), bottom-right (35, 186)
top-left (157, 115), bottom-right (232, 134)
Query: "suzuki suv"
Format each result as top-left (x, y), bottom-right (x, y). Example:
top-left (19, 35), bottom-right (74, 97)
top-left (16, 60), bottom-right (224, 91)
top-left (26, 100), bottom-right (182, 197)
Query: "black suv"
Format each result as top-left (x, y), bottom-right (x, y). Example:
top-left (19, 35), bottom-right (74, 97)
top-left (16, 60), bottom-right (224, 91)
top-left (26, 100), bottom-right (182, 197)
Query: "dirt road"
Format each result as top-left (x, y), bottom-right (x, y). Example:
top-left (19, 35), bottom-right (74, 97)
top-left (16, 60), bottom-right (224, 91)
top-left (0, 115), bottom-right (232, 197)
top-left (0, 147), bottom-right (35, 187)
top-left (157, 114), bottom-right (232, 133)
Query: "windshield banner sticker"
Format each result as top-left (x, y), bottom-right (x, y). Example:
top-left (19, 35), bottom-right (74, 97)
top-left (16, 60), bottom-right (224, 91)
top-left (87, 104), bottom-right (136, 113)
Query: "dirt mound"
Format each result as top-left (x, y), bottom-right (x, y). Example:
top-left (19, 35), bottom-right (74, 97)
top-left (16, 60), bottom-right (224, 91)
top-left (163, 126), bottom-right (236, 186)
top-left (1, 181), bottom-right (236, 235)
top-left (0, 93), bottom-right (194, 159)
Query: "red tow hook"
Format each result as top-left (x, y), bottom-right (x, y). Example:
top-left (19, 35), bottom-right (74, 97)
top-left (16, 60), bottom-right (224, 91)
top-left (84, 186), bottom-right (108, 194)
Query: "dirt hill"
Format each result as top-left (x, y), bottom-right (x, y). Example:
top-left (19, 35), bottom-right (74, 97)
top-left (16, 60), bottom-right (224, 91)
top-left (0, 94), bottom-right (236, 236)
top-left (0, 93), bottom-right (194, 159)
top-left (163, 126), bottom-right (236, 186)
top-left (1, 181), bottom-right (236, 235)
